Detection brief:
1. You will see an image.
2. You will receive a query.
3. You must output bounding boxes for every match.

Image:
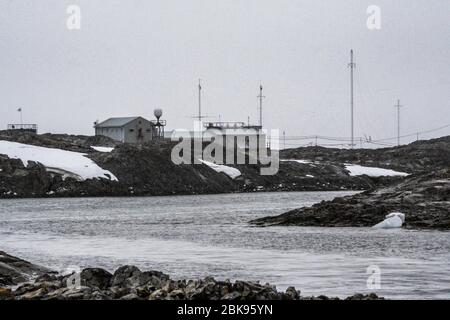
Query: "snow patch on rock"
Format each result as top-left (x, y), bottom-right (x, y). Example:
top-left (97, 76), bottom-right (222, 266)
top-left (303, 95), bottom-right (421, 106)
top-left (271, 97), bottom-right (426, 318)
top-left (345, 164), bottom-right (409, 177)
top-left (0, 140), bottom-right (118, 181)
top-left (91, 146), bottom-right (114, 153)
top-left (281, 159), bottom-right (313, 164)
top-left (199, 160), bottom-right (241, 179)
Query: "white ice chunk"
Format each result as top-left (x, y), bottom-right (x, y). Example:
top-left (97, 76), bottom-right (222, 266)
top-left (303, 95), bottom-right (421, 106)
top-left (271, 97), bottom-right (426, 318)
top-left (372, 212), bottom-right (405, 229)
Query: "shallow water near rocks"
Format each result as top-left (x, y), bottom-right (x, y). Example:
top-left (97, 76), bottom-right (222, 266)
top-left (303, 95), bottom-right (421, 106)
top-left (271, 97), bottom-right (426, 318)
top-left (1, 191), bottom-right (449, 299)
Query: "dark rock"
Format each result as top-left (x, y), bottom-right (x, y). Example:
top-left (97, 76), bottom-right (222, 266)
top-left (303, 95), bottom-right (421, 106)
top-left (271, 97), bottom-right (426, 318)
top-left (285, 286), bottom-right (300, 300)
top-left (222, 291), bottom-right (242, 300)
top-left (110, 265), bottom-right (143, 288)
top-left (0, 287), bottom-right (12, 300)
top-left (80, 268), bottom-right (113, 290)
top-left (345, 293), bottom-right (383, 300)
top-left (281, 136), bottom-right (450, 174)
top-left (35, 272), bottom-right (60, 283)
top-left (1, 251), bottom-right (385, 301)
top-left (251, 169), bottom-right (450, 230)
top-left (0, 251), bottom-right (52, 285)
top-left (119, 293), bottom-right (141, 300)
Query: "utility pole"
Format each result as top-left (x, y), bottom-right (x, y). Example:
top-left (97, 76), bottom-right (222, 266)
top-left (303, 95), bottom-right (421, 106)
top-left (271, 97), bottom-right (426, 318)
top-left (198, 79), bottom-right (202, 123)
top-left (283, 130), bottom-right (286, 150)
top-left (348, 50), bottom-right (356, 149)
top-left (257, 83), bottom-right (265, 128)
top-left (394, 99), bottom-right (402, 146)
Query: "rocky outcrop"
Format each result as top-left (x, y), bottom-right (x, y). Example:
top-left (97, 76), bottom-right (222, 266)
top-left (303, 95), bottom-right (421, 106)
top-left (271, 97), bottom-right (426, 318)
top-left (0, 251), bottom-right (52, 286)
top-left (0, 252), bottom-right (383, 300)
top-left (281, 136), bottom-right (450, 174)
top-left (1, 130), bottom-right (414, 198)
top-left (0, 130), bottom-right (118, 153)
top-left (235, 160), bottom-right (401, 193)
top-left (251, 169), bottom-right (450, 230)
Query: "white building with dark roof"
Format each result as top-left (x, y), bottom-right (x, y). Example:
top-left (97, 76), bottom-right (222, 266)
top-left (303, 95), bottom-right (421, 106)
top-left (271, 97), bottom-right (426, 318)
top-left (94, 116), bottom-right (156, 144)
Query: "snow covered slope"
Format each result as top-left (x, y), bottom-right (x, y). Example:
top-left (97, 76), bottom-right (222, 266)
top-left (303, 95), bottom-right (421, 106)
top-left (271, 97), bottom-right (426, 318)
top-left (345, 164), bottom-right (409, 177)
top-left (199, 160), bottom-right (241, 179)
top-left (0, 140), bottom-right (118, 181)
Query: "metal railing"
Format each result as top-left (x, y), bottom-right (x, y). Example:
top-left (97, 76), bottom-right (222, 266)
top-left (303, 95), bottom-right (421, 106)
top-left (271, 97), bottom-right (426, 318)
top-left (204, 122), bottom-right (262, 130)
top-left (7, 124), bottom-right (38, 132)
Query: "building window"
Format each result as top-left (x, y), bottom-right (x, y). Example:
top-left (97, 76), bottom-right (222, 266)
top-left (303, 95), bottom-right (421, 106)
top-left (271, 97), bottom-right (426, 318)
top-left (129, 129), bottom-right (134, 132)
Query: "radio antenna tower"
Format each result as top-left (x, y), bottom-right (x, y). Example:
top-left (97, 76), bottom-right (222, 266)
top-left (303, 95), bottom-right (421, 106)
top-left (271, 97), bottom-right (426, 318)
top-left (198, 79), bottom-right (202, 122)
top-left (394, 99), bottom-right (403, 146)
top-left (257, 83), bottom-right (265, 128)
top-left (348, 50), bottom-right (356, 149)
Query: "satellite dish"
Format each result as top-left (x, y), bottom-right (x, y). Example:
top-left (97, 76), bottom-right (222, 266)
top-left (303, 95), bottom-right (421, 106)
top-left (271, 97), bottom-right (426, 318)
top-left (154, 108), bottom-right (163, 119)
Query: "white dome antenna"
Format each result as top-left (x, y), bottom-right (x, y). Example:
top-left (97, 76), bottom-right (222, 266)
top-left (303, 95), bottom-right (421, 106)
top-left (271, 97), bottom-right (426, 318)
top-left (154, 108), bottom-right (163, 120)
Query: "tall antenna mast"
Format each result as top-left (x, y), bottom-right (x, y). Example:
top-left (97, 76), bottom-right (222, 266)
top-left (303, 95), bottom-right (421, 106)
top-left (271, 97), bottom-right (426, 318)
top-left (394, 99), bottom-right (403, 146)
top-left (257, 83), bottom-right (265, 127)
top-left (198, 79), bottom-right (202, 123)
top-left (348, 50), bottom-right (356, 149)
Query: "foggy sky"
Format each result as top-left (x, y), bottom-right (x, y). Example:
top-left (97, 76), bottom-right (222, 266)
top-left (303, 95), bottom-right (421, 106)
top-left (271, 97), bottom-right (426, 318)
top-left (0, 0), bottom-right (449, 147)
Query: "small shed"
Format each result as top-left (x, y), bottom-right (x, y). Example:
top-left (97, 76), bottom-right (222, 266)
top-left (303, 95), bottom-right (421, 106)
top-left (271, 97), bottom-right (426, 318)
top-left (94, 117), bottom-right (155, 144)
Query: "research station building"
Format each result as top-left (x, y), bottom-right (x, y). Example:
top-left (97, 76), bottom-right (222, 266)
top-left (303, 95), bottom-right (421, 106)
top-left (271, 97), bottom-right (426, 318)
top-left (94, 117), bottom-right (156, 144)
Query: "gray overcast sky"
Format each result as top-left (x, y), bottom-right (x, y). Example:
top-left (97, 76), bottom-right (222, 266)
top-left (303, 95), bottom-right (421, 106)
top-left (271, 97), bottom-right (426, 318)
top-left (0, 0), bottom-right (449, 146)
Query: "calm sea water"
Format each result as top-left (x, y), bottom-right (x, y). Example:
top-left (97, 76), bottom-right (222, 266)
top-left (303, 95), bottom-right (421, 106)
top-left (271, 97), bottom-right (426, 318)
top-left (1, 191), bottom-right (449, 299)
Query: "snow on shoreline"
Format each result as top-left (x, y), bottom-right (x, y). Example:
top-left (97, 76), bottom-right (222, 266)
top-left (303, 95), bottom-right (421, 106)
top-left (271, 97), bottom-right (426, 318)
top-left (280, 159), bottom-right (313, 164)
top-left (91, 146), bottom-right (114, 153)
top-left (199, 160), bottom-right (242, 179)
top-left (344, 164), bottom-right (409, 177)
top-left (281, 158), bottom-right (408, 178)
top-left (0, 140), bottom-right (118, 181)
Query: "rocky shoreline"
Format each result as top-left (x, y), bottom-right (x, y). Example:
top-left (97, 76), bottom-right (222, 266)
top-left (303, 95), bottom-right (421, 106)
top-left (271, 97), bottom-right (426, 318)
top-left (251, 169), bottom-right (450, 230)
top-left (280, 136), bottom-right (450, 174)
top-left (0, 251), bottom-right (382, 300)
top-left (0, 130), bottom-right (405, 198)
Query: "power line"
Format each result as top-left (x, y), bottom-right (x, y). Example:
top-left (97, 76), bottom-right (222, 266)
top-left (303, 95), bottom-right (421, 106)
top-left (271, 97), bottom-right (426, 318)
top-left (372, 123), bottom-right (450, 142)
top-left (267, 122), bottom-right (450, 150)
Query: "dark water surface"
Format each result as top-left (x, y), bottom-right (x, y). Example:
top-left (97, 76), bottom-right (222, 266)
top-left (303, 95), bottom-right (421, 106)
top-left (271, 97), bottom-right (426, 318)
top-left (1, 191), bottom-right (449, 299)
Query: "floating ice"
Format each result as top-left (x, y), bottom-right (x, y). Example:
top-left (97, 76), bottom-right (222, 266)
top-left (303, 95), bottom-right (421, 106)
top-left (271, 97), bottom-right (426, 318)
top-left (372, 212), bottom-right (405, 229)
